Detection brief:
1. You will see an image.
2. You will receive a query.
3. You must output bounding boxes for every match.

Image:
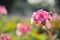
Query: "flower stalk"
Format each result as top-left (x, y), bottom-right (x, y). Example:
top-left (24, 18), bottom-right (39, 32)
top-left (45, 25), bottom-right (53, 40)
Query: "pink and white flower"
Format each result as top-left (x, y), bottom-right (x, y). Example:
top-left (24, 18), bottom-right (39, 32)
top-left (31, 9), bottom-right (52, 29)
top-left (31, 9), bottom-right (52, 25)
top-left (0, 33), bottom-right (10, 40)
top-left (16, 23), bottom-right (32, 36)
top-left (0, 5), bottom-right (7, 15)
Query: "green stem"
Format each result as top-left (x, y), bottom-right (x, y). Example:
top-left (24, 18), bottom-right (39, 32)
top-left (20, 34), bottom-right (26, 40)
top-left (20, 35), bottom-right (23, 40)
top-left (45, 26), bottom-right (53, 40)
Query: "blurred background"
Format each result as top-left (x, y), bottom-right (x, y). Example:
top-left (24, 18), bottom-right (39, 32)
top-left (0, 0), bottom-right (60, 40)
top-left (0, 0), bottom-right (60, 17)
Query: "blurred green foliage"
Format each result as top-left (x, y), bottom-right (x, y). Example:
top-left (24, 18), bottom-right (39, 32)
top-left (0, 16), bottom-right (60, 40)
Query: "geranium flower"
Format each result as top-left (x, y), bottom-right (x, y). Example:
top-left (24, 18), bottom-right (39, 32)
top-left (0, 5), bottom-right (7, 15)
top-left (31, 9), bottom-right (52, 29)
top-left (31, 9), bottom-right (52, 25)
top-left (0, 34), bottom-right (10, 40)
top-left (16, 23), bottom-right (32, 36)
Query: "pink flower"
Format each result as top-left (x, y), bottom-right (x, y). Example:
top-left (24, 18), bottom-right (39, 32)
top-left (52, 13), bottom-right (60, 20)
top-left (0, 5), bottom-right (7, 15)
top-left (16, 23), bottom-right (32, 36)
top-left (0, 34), bottom-right (10, 40)
top-left (31, 9), bottom-right (52, 25)
top-left (52, 13), bottom-right (58, 20)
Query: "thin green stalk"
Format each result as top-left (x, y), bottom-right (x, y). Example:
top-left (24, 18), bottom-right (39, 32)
top-left (45, 26), bottom-right (53, 40)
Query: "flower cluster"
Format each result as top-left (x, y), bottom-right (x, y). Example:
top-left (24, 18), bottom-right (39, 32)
top-left (31, 9), bottom-right (52, 29)
top-left (16, 23), bottom-right (32, 36)
top-left (0, 33), bottom-right (10, 40)
top-left (0, 5), bottom-right (7, 15)
top-left (31, 9), bottom-right (52, 25)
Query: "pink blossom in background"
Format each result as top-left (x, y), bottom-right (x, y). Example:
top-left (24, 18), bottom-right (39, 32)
top-left (16, 23), bottom-right (32, 36)
top-left (31, 9), bottom-right (52, 25)
top-left (52, 13), bottom-right (60, 20)
top-left (57, 15), bottom-right (60, 20)
top-left (52, 13), bottom-right (58, 20)
top-left (0, 34), bottom-right (10, 40)
top-left (0, 5), bottom-right (7, 15)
